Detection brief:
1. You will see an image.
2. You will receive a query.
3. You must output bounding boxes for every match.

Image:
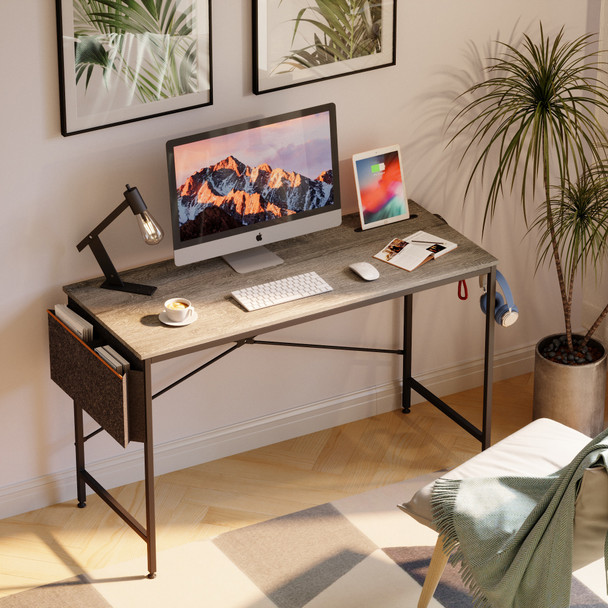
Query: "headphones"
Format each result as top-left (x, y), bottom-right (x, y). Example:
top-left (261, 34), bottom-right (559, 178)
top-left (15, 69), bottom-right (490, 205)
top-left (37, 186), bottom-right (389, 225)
top-left (480, 270), bottom-right (519, 327)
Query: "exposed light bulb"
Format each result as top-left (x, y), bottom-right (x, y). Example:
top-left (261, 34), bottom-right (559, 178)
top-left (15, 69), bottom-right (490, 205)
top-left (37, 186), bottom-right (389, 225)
top-left (136, 210), bottom-right (164, 245)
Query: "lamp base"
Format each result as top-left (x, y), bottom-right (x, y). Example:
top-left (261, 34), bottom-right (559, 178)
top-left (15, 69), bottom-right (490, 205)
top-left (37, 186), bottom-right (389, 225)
top-left (101, 280), bottom-right (157, 296)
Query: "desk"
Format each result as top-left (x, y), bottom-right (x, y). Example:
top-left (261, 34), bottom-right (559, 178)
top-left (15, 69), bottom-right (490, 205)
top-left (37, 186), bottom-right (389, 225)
top-left (48, 201), bottom-right (497, 578)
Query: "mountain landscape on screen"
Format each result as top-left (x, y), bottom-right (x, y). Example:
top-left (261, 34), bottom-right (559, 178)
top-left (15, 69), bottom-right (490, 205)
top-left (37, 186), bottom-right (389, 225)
top-left (177, 155), bottom-right (334, 241)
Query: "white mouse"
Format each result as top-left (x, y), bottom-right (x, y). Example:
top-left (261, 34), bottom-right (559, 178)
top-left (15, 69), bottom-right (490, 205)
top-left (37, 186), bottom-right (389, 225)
top-left (349, 262), bottom-right (380, 281)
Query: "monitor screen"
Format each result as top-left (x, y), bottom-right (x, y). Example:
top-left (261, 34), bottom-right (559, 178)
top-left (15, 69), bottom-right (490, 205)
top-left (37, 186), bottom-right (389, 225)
top-left (166, 103), bottom-right (341, 272)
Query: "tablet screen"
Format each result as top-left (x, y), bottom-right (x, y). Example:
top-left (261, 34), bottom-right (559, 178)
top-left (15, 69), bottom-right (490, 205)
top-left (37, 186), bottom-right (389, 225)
top-left (352, 145), bottom-right (409, 229)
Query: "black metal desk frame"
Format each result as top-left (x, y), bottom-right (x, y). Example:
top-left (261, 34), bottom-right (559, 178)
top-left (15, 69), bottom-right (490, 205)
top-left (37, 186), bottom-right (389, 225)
top-left (53, 204), bottom-right (497, 578)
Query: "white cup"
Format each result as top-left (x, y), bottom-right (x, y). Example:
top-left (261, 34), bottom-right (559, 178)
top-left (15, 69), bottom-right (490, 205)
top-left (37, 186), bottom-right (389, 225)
top-left (164, 298), bottom-right (194, 323)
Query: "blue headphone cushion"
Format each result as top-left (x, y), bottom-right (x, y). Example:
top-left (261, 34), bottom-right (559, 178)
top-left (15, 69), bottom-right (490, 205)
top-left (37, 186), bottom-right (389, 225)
top-left (480, 292), bottom-right (504, 315)
top-left (479, 270), bottom-right (519, 326)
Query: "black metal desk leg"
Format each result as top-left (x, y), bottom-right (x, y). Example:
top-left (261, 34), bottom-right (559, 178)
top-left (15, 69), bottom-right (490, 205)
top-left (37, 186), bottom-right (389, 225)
top-left (143, 360), bottom-right (157, 579)
top-left (74, 402), bottom-right (87, 508)
top-left (482, 268), bottom-right (496, 450)
top-left (402, 294), bottom-right (413, 413)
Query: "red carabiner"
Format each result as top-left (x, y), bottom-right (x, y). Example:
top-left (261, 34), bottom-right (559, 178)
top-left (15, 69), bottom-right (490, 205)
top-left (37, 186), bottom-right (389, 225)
top-left (458, 280), bottom-right (468, 300)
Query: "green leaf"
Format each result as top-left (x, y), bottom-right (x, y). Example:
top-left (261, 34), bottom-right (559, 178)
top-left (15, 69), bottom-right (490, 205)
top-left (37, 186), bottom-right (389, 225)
top-left (277, 0), bottom-right (382, 69)
top-left (72, 0), bottom-right (198, 100)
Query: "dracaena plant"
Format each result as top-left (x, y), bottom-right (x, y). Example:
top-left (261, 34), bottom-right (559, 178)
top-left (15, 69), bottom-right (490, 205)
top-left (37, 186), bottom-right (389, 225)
top-left (450, 23), bottom-right (608, 354)
top-left (532, 168), bottom-right (608, 348)
top-left (73, 0), bottom-right (197, 103)
top-left (276, 0), bottom-right (382, 71)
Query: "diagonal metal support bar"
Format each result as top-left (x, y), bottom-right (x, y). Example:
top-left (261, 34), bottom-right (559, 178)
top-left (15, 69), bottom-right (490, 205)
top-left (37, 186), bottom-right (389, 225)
top-left (152, 341), bottom-right (248, 400)
top-left (83, 427), bottom-right (104, 442)
top-left (80, 469), bottom-right (148, 541)
top-left (408, 378), bottom-right (483, 442)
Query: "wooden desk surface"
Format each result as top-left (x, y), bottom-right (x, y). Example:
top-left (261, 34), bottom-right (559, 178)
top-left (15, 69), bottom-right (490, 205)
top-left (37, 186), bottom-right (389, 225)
top-left (64, 202), bottom-right (497, 363)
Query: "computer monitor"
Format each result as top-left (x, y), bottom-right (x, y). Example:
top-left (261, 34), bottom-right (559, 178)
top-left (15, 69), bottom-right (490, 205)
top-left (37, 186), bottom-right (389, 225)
top-left (166, 103), bottom-right (341, 273)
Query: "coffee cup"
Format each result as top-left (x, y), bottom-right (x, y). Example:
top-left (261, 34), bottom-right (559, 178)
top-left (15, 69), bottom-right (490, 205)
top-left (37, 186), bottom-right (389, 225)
top-left (164, 298), bottom-right (194, 323)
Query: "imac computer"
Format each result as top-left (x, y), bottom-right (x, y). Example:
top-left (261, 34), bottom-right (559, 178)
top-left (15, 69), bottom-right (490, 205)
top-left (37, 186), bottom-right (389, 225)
top-left (166, 103), bottom-right (341, 273)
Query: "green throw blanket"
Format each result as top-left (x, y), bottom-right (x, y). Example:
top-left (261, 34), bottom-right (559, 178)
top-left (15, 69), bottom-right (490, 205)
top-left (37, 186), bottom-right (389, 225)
top-left (431, 427), bottom-right (608, 608)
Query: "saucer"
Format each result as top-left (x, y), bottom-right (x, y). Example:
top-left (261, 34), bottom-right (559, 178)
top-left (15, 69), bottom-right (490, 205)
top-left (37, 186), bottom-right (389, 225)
top-left (159, 310), bottom-right (198, 327)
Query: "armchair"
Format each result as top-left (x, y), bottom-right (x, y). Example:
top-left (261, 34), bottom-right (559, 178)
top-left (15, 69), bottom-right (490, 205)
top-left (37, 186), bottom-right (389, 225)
top-left (399, 418), bottom-right (608, 607)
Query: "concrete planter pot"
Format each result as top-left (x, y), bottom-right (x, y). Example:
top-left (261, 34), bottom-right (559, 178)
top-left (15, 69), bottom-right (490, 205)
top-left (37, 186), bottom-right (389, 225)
top-left (533, 334), bottom-right (607, 437)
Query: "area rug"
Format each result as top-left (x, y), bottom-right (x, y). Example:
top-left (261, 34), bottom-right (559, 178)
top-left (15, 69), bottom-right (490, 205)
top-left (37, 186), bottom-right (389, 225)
top-left (2, 474), bottom-right (606, 607)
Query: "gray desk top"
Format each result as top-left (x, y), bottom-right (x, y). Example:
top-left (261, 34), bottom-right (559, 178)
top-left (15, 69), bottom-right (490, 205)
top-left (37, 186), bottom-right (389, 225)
top-left (64, 202), bottom-right (497, 362)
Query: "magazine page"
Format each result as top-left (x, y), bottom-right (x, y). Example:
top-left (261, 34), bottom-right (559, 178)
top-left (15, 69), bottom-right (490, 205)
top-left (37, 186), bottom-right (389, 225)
top-left (373, 231), bottom-right (457, 272)
top-left (406, 230), bottom-right (457, 258)
top-left (373, 238), bottom-right (431, 271)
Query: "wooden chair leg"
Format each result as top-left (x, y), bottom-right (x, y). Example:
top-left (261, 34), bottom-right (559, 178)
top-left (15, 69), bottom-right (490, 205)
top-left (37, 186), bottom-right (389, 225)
top-left (418, 535), bottom-right (450, 608)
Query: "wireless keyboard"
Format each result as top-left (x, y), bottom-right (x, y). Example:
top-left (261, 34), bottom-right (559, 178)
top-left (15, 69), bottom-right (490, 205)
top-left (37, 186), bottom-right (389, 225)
top-left (231, 271), bottom-right (333, 311)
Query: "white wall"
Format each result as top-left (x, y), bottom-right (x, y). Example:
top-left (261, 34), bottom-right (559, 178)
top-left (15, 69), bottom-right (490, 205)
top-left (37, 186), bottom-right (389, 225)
top-left (584, 281), bottom-right (608, 345)
top-left (583, 0), bottom-right (608, 354)
top-left (0, 0), bottom-right (597, 517)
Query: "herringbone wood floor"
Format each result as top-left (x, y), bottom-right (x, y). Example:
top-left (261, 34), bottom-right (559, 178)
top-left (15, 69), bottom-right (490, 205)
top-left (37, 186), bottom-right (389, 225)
top-left (0, 373), bottom-right (553, 598)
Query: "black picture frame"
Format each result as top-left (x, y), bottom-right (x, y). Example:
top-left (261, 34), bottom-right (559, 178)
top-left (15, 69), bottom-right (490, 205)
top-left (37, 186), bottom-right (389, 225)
top-left (56, 0), bottom-right (213, 136)
top-left (253, 0), bottom-right (396, 95)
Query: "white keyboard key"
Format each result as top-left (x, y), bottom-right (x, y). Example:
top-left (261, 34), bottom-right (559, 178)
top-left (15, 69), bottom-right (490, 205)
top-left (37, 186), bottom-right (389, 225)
top-left (231, 271), bottom-right (333, 311)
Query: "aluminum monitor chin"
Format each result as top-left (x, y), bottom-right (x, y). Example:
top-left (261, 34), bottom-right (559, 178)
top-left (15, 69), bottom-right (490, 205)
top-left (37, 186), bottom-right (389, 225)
top-left (166, 103), bottom-right (342, 273)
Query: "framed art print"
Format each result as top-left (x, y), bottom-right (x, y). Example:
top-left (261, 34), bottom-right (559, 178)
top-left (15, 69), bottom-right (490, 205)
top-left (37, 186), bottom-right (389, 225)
top-left (56, 0), bottom-right (213, 136)
top-left (253, 0), bottom-right (396, 95)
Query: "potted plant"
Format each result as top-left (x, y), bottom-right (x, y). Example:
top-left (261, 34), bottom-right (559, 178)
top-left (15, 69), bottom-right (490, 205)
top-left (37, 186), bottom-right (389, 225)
top-left (450, 23), bottom-right (608, 436)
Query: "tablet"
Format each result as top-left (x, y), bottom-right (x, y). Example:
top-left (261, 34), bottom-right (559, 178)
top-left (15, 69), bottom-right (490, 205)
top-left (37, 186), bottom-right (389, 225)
top-left (352, 144), bottom-right (409, 230)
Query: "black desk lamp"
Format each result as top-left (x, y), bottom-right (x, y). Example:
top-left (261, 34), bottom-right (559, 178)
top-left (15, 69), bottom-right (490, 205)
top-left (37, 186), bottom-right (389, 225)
top-left (77, 184), bottom-right (164, 296)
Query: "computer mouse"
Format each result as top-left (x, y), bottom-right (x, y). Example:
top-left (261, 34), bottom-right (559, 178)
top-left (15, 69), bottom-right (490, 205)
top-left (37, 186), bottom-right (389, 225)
top-left (349, 262), bottom-right (380, 281)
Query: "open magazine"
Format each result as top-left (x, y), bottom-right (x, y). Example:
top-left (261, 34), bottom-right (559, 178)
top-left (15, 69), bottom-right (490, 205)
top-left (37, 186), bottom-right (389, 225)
top-left (374, 230), bottom-right (457, 271)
